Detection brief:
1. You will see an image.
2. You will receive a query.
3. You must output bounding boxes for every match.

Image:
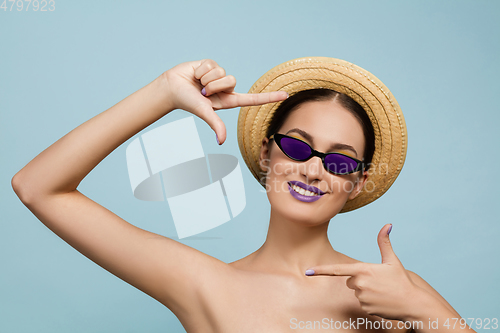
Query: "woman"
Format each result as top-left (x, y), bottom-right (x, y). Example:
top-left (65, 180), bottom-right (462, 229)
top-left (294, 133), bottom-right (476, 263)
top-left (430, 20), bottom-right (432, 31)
top-left (12, 58), bottom-right (475, 333)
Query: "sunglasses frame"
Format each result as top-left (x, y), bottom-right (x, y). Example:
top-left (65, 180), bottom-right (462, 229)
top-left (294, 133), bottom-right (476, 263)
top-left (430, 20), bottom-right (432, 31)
top-left (269, 133), bottom-right (365, 175)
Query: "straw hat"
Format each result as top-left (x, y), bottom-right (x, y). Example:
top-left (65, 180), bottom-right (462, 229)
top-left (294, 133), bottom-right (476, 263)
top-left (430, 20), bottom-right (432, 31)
top-left (237, 57), bottom-right (407, 213)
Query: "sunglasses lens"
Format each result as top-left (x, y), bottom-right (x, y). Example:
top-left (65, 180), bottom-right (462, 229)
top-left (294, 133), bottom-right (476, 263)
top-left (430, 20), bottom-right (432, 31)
top-left (280, 137), bottom-right (312, 160)
top-left (324, 154), bottom-right (359, 174)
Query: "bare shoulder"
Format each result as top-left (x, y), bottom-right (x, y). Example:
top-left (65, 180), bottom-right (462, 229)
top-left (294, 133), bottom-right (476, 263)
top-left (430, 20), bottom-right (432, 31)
top-left (405, 269), bottom-right (461, 317)
top-left (405, 269), bottom-right (441, 295)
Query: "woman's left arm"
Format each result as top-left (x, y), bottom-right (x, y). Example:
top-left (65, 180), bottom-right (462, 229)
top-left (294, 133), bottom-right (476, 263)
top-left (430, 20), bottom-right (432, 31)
top-left (305, 224), bottom-right (476, 333)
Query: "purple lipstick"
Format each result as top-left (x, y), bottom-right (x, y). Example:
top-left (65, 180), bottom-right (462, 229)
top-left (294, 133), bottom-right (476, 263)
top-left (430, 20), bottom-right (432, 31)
top-left (288, 181), bottom-right (325, 203)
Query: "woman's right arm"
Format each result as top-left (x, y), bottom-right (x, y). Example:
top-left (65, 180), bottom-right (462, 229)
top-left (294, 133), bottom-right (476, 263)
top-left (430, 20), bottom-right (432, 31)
top-left (11, 59), bottom-right (287, 315)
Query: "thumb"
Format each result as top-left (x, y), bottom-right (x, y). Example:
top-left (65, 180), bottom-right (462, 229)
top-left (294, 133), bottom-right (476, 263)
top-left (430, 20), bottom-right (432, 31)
top-left (191, 100), bottom-right (227, 145)
top-left (377, 224), bottom-right (400, 265)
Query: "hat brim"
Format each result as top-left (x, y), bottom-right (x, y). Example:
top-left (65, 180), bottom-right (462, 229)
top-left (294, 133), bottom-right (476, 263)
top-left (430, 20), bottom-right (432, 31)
top-left (237, 57), bottom-right (407, 213)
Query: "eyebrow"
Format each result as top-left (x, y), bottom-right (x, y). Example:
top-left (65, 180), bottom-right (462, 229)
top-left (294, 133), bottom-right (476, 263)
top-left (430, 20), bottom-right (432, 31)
top-left (285, 128), bottom-right (359, 157)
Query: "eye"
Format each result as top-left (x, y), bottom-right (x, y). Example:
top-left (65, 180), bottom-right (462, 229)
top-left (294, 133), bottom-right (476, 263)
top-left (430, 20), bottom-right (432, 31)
top-left (280, 136), bottom-right (312, 160)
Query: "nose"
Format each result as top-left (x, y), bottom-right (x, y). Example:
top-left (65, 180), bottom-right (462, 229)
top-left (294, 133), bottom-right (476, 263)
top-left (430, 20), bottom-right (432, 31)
top-left (299, 156), bottom-right (325, 182)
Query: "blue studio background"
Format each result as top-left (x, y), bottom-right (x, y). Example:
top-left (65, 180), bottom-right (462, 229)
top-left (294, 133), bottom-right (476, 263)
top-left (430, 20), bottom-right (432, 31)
top-left (1, 1), bottom-right (499, 332)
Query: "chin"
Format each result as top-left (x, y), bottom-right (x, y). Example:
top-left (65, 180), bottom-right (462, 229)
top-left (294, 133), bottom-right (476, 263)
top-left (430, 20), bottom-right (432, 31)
top-left (267, 187), bottom-right (346, 226)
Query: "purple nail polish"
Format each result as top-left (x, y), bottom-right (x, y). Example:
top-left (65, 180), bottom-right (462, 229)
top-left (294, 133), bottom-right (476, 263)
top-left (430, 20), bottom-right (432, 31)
top-left (216, 133), bottom-right (219, 145)
top-left (201, 87), bottom-right (206, 96)
top-left (305, 269), bottom-right (315, 276)
top-left (387, 224), bottom-right (393, 235)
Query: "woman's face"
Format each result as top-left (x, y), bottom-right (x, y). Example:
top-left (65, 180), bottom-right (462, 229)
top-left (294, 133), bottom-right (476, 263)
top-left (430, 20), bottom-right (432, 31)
top-left (259, 99), bottom-right (368, 225)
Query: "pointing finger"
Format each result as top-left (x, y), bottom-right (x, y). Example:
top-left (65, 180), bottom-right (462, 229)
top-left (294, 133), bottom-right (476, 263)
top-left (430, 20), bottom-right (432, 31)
top-left (305, 263), bottom-right (369, 277)
top-left (214, 91), bottom-right (289, 109)
top-left (238, 91), bottom-right (289, 106)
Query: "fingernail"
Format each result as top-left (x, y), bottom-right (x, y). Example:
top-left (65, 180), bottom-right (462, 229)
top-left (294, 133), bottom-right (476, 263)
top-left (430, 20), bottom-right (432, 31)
top-left (216, 133), bottom-right (220, 145)
top-left (201, 87), bottom-right (206, 96)
top-left (305, 269), bottom-right (315, 276)
top-left (286, 92), bottom-right (289, 98)
top-left (387, 224), bottom-right (393, 235)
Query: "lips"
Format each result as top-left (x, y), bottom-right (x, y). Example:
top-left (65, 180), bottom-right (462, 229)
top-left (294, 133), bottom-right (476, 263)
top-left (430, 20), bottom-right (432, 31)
top-left (288, 181), bottom-right (325, 195)
top-left (287, 181), bottom-right (326, 203)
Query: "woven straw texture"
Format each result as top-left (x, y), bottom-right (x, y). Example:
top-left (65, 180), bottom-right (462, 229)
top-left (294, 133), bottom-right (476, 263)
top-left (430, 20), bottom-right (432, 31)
top-left (237, 57), bottom-right (407, 213)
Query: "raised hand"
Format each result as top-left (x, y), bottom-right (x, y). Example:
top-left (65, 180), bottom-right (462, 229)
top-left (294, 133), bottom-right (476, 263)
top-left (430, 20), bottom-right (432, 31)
top-left (163, 59), bottom-right (288, 145)
top-left (305, 224), bottom-right (423, 321)
top-left (11, 59), bottom-right (289, 323)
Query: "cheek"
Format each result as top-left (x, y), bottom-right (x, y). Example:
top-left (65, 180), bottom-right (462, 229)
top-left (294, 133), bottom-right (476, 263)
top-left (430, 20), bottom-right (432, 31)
top-left (326, 175), bottom-right (360, 195)
top-left (265, 157), bottom-right (294, 192)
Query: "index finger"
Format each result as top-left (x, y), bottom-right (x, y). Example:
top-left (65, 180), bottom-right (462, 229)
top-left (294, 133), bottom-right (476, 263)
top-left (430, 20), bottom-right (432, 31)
top-left (213, 91), bottom-right (288, 109)
top-left (239, 91), bottom-right (289, 106)
top-left (305, 263), bottom-right (369, 277)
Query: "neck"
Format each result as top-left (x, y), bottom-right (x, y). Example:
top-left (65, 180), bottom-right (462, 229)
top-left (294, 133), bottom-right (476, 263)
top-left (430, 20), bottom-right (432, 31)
top-left (250, 207), bottom-right (342, 277)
